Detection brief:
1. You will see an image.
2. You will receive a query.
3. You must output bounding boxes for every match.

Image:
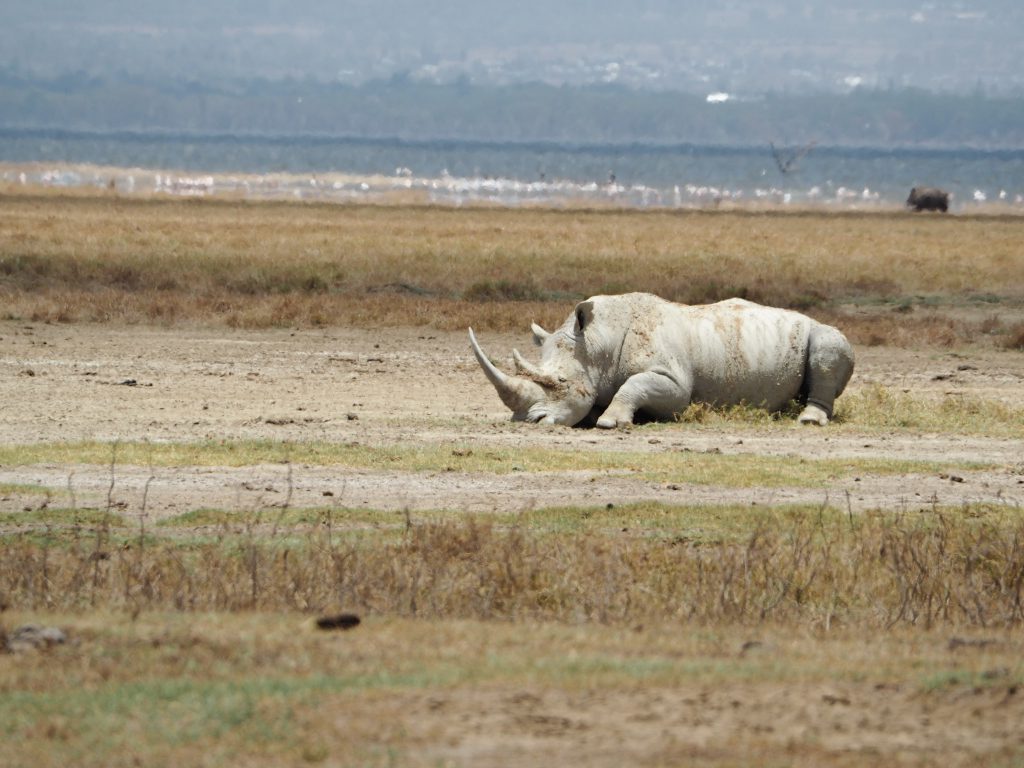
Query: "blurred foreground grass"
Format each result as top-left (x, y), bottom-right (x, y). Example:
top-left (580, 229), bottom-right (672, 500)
top-left (2, 608), bottom-right (1021, 767)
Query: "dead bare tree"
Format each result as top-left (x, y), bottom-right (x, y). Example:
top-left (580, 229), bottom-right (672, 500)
top-left (770, 140), bottom-right (817, 175)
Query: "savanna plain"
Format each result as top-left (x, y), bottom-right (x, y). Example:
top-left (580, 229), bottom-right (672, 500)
top-left (2, 187), bottom-right (1024, 767)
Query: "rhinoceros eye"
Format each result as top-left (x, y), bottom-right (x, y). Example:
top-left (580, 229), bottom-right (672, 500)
top-left (557, 375), bottom-right (567, 383)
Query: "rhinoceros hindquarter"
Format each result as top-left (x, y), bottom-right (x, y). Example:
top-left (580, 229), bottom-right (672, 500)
top-left (675, 302), bottom-right (814, 412)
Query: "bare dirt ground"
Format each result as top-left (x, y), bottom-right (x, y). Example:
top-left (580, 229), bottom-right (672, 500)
top-left (356, 681), bottom-right (1024, 768)
top-left (3, 320), bottom-right (1024, 767)
top-left (2, 320), bottom-right (1023, 518)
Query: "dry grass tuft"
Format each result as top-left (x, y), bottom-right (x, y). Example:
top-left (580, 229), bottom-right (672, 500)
top-left (667, 386), bottom-right (1024, 437)
top-left (835, 384), bottom-right (1024, 436)
top-left (1000, 322), bottom-right (1024, 350)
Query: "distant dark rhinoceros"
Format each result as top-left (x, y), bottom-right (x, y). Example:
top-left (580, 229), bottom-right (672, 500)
top-left (906, 186), bottom-right (950, 212)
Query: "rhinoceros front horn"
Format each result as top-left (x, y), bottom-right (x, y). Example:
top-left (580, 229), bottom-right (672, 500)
top-left (468, 328), bottom-right (545, 412)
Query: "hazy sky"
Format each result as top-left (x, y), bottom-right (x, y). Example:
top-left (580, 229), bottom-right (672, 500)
top-left (2, 1), bottom-right (1021, 93)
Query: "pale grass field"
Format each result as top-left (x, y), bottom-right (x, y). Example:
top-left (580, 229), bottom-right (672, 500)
top-left (1, 189), bottom-right (1023, 345)
top-left (3, 189), bottom-right (1024, 766)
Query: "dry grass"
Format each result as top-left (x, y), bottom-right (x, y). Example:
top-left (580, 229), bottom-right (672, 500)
top-left (1000, 321), bottom-right (1024, 350)
top-left (669, 387), bottom-right (1024, 437)
top-left (2, 192), bottom-right (1023, 341)
top-left (3, 503), bottom-right (1023, 629)
top-left (4, 508), bottom-right (1024, 767)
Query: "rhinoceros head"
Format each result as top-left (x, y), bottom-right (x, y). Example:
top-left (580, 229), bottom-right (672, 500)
top-left (469, 311), bottom-right (595, 426)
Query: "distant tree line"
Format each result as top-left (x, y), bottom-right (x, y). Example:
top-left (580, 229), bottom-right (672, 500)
top-left (1, 70), bottom-right (1022, 148)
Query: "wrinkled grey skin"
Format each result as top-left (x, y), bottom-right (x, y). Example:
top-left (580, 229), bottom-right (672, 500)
top-left (469, 293), bottom-right (854, 428)
top-left (906, 186), bottom-right (950, 212)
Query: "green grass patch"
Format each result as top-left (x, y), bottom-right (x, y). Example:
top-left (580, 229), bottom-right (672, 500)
top-left (0, 482), bottom-right (69, 497)
top-left (0, 672), bottom-right (455, 748)
top-left (157, 505), bottom-right (465, 530)
top-left (514, 502), bottom-right (837, 542)
top-left (667, 388), bottom-right (1024, 438)
top-left (920, 667), bottom-right (1024, 692)
top-left (156, 506), bottom-right (397, 529)
top-left (37, 501), bottom-right (1016, 574)
top-left (155, 502), bottom-right (850, 544)
top-left (144, 500), bottom-right (1024, 549)
top-left (0, 506), bottom-right (127, 528)
top-left (0, 440), bottom-right (990, 489)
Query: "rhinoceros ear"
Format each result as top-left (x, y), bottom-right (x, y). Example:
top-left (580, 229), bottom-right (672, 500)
top-left (573, 300), bottom-right (595, 335)
top-left (530, 322), bottom-right (551, 347)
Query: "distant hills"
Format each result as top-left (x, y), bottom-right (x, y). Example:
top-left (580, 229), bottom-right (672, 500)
top-left (2, 73), bottom-right (1023, 149)
top-left (3, 1), bottom-right (1023, 149)
top-left (2, 0), bottom-right (1023, 95)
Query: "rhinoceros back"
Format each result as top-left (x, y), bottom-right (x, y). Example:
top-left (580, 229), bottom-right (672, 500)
top-left (660, 298), bottom-right (814, 410)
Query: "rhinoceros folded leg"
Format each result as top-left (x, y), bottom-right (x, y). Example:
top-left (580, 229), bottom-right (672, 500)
top-left (797, 325), bottom-right (855, 426)
top-left (596, 369), bottom-right (690, 429)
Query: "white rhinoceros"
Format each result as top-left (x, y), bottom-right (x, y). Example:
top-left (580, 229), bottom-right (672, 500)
top-left (469, 293), bottom-right (854, 428)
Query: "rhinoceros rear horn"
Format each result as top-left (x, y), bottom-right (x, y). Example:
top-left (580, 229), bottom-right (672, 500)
top-left (512, 348), bottom-right (541, 378)
top-left (468, 328), bottom-right (545, 412)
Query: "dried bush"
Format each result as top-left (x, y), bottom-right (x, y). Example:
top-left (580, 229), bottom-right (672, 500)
top-left (999, 322), bottom-right (1024, 350)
